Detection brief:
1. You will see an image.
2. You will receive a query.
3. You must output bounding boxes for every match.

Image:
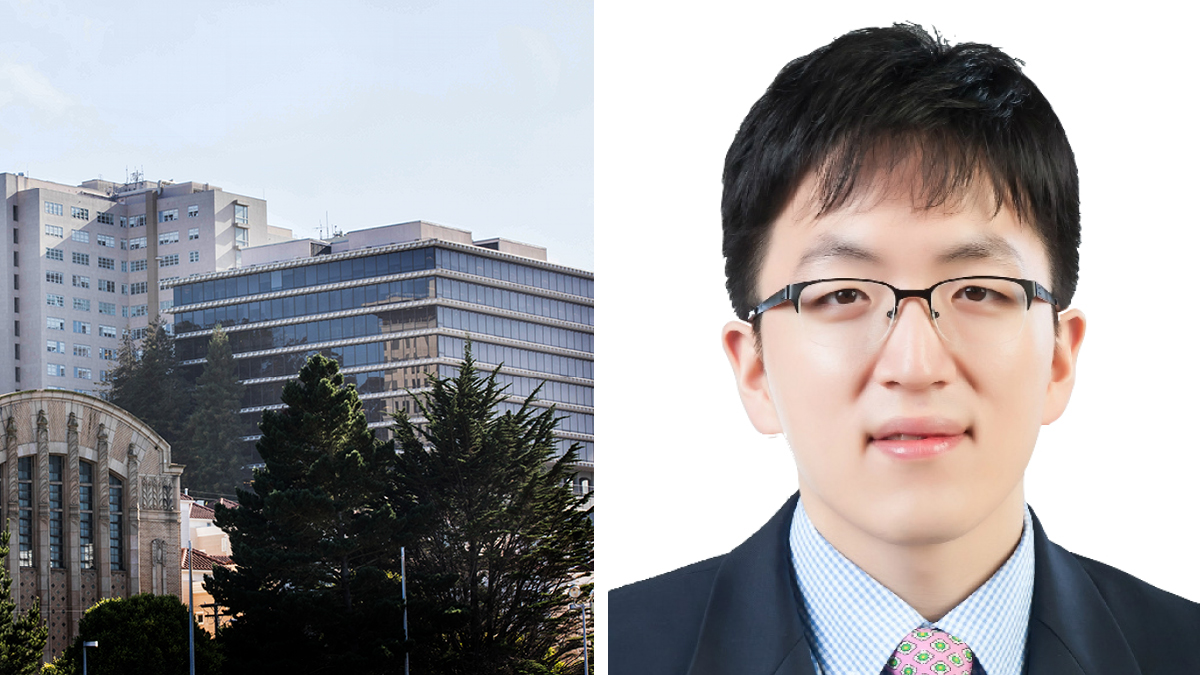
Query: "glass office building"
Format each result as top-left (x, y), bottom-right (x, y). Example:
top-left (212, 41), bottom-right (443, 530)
top-left (167, 221), bottom-right (593, 494)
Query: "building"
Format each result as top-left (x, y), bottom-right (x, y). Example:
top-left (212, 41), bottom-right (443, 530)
top-left (0, 389), bottom-right (183, 660)
top-left (167, 221), bottom-right (594, 494)
top-left (179, 492), bottom-right (235, 634)
top-left (0, 171), bottom-right (287, 396)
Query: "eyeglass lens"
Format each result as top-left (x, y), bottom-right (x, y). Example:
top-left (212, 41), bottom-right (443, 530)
top-left (793, 279), bottom-right (1031, 348)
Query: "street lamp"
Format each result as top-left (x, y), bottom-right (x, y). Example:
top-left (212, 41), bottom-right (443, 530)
top-left (567, 585), bottom-right (591, 675)
top-left (82, 640), bottom-right (98, 675)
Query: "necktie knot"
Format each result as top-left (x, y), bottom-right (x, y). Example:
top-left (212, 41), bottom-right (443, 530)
top-left (883, 627), bottom-right (974, 675)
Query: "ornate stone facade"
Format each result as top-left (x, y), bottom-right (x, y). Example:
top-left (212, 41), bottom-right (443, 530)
top-left (0, 390), bottom-right (182, 660)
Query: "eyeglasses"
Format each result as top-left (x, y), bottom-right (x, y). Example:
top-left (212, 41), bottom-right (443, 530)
top-left (749, 276), bottom-right (1059, 348)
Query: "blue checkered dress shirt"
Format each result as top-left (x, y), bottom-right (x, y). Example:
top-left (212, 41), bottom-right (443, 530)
top-left (789, 499), bottom-right (1034, 675)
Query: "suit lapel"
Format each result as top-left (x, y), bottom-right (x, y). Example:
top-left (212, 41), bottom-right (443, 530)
top-left (686, 494), bottom-right (817, 675)
top-left (1025, 512), bottom-right (1141, 675)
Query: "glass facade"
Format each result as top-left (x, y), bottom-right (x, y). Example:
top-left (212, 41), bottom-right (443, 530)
top-left (80, 461), bottom-right (94, 569)
top-left (169, 241), bottom-right (593, 466)
top-left (109, 475), bottom-right (123, 571)
top-left (18, 457), bottom-right (32, 567)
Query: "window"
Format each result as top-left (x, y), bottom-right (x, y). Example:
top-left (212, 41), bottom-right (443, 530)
top-left (235, 227), bottom-right (248, 248)
top-left (80, 462), bottom-right (94, 569)
top-left (160, 300), bottom-right (173, 311)
top-left (159, 254), bottom-right (179, 267)
top-left (130, 259), bottom-right (147, 272)
top-left (188, 227), bottom-right (200, 240)
top-left (73, 344), bottom-right (90, 357)
top-left (130, 305), bottom-right (147, 318)
top-left (11, 297), bottom-right (17, 312)
top-left (46, 248), bottom-right (63, 261)
top-left (129, 237), bottom-right (146, 250)
top-left (73, 321), bottom-right (90, 334)
top-left (72, 252), bottom-right (89, 266)
top-left (47, 317), bottom-right (65, 331)
top-left (120, 261), bottom-right (127, 272)
top-left (129, 327), bottom-right (147, 340)
top-left (189, 251), bottom-right (200, 263)
top-left (129, 214), bottom-right (145, 227)
top-left (97, 213), bottom-right (114, 225)
top-left (49, 455), bottom-right (63, 568)
top-left (45, 224), bottom-right (63, 237)
top-left (11, 204), bottom-right (16, 221)
top-left (47, 363), bottom-right (65, 377)
top-left (97, 234), bottom-right (115, 247)
top-left (99, 302), bottom-right (116, 316)
top-left (71, 229), bottom-right (89, 243)
top-left (73, 298), bottom-right (90, 312)
top-left (99, 325), bottom-right (117, 338)
top-left (12, 320), bottom-right (17, 336)
top-left (100, 347), bottom-right (116, 360)
top-left (159, 208), bottom-right (179, 222)
top-left (159, 231), bottom-right (179, 245)
top-left (47, 340), bottom-right (65, 353)
top-left (98, 257), bottom-right (114, 270)
top-left (188, 205), bottom-right (199, 218)
top-left (13, 343), bottom-right (18, 361)
top-left (130, 282), bottom-right (147, 295)
top-left (120, 240), bottom-right (127, 251)
top-left (44, 201), bottom-right (63, 216)
top-left (110, 475), bottom-right (123, 570)
top-left (98, 279), bottom-right (115, 292)
top-left (46, 271), bottom-right (63, 284)
top-left (12, 274), bottom-right (16, 290)
top-left (119, 217), bottom-right (126, 228)
top-left (234, 203), bottom-right (249, 224)
top-left (46, 293), bottom-right (64, 307)
top-left (71, 206), bottom-right (89, 220)
top-left (18, 457), bottom-right (32, 567)
top-left (72, 275), bottom-right (90, 289)
top-left (120, 284), bottom-right (127, 295)
top-left (74, 367), bottom-right (91, 380)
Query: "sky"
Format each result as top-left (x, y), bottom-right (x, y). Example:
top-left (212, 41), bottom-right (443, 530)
top-left (0, 0), bottom-right (593, 271)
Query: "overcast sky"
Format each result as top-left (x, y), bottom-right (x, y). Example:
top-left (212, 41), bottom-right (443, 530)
top-left (0, 0), bottom-right (593, 271)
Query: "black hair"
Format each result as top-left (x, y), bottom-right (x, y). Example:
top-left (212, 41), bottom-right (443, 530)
top-left (721, 24), bottom-right (1080, 322)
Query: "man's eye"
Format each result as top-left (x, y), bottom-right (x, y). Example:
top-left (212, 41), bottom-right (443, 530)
top-left (819, 288), bottom-right (865, 305)
top-left (961, 286), bottom-right (991, 302)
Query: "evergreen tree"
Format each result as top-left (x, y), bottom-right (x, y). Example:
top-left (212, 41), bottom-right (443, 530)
top-left (392, 345), bottom-right (594, 675)
top-left (208, 354), bottom-right (416, 673)
top-left (51, 594), bottom-right (220, 675)
top-left (103, 317), bottom-right (185, 447)
top-left (178, 324), bottom-right (245, 496)
top-left (0, 530), bottom-right (47, 674)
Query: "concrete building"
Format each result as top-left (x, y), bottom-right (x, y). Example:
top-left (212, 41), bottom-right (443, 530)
top-left (167, 221), bottom-right (594, 494)
top-left (0, 172), bottom-right (285, 396)
top-left (0, 389), bottom-right (182, 660)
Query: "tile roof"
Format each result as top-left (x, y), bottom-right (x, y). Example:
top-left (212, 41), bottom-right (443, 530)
top-left (181, 548), bottom-right (234, 572)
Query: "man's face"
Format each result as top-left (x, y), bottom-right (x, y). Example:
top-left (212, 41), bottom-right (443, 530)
top-left (723, 176), bottom-right (1085, 549)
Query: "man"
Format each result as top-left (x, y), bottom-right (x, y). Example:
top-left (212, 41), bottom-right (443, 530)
top-left (609, 24), bottom-right (1200, 674)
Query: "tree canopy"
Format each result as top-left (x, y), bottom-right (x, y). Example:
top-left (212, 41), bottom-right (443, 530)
top-left (0, 530), bottom-right (46, 675)
top-left (104, 317), bottom-right (184, 447)
top-left (178, 324), bottom-right (245, 496)
top-left (208, 354), bottom-right (416, 674)
top-left (392, 346), bottom-right (594, 674)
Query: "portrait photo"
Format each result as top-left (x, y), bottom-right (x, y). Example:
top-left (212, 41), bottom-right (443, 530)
top-left (597, 2), bottom-right (1200, 672)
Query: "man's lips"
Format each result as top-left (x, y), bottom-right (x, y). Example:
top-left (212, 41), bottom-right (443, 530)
top-left (868, 418), bottom-right (968, 460)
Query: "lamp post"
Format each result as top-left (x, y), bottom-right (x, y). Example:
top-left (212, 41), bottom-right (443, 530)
top-left (82, 640), bottom-right (98, 675)
top-left (567, 585), bottom-right (591, 675)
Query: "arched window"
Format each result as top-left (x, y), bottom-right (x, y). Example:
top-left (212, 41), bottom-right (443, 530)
top-left (109, 475), bottom-right (123, 571)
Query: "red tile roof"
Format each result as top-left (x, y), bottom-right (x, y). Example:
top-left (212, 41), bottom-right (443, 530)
top-left (181, 548), bottom-right (234, 572)
top-left (189, 502), bottom-right (216, 520)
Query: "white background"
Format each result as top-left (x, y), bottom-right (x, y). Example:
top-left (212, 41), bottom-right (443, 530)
top-left (596, 2), bottom-right (1200, 667)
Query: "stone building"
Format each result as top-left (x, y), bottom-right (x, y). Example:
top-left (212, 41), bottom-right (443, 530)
top-left (0, 389), bottom-right (182, 659)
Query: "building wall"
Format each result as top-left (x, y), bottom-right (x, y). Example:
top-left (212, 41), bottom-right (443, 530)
top-left (0, 172), bottom-right (271, 397)
top-left (0, 389), bottom-right (182, 660)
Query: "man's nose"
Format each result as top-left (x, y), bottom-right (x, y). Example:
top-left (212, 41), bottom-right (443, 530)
top-left (872, 297), bottom-right (954, 389)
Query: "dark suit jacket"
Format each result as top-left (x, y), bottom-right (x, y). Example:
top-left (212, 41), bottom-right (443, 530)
top-left (610, 494), bottom-right (1200, 674)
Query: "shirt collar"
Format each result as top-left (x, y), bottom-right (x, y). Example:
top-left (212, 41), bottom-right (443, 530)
top-left (789, 498), bottom-right (1035, 675)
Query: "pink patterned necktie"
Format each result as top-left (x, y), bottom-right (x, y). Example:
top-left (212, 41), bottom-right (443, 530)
top-left (882, 627), bottom-right (974, 675)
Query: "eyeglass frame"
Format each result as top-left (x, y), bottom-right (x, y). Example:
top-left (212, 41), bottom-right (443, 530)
top-left (748, 276), bottom-right (1061, 325)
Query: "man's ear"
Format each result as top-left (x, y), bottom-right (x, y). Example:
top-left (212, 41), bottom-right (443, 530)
top-left (1042, 308), bottom-right (1086, 424)
top-left (722, 320), bottom-right (784, 434)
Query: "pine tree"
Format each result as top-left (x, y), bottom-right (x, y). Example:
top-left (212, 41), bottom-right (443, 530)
top-left (103, 317), bottom-right (185, 447)
top-left (392, 345), bottom-right (594, 675)
top-left (208, 354), bottom-right (416, 673)
top-left (0, 530), bottom-right (47, 674)
top-left (178, 324), bottom-right (245, 496)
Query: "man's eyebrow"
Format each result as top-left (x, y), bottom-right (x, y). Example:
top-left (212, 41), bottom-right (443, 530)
top-left (936, 236), bottom-right (1026, 267)
top-left (794, 236), bottom-right (881, 275)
